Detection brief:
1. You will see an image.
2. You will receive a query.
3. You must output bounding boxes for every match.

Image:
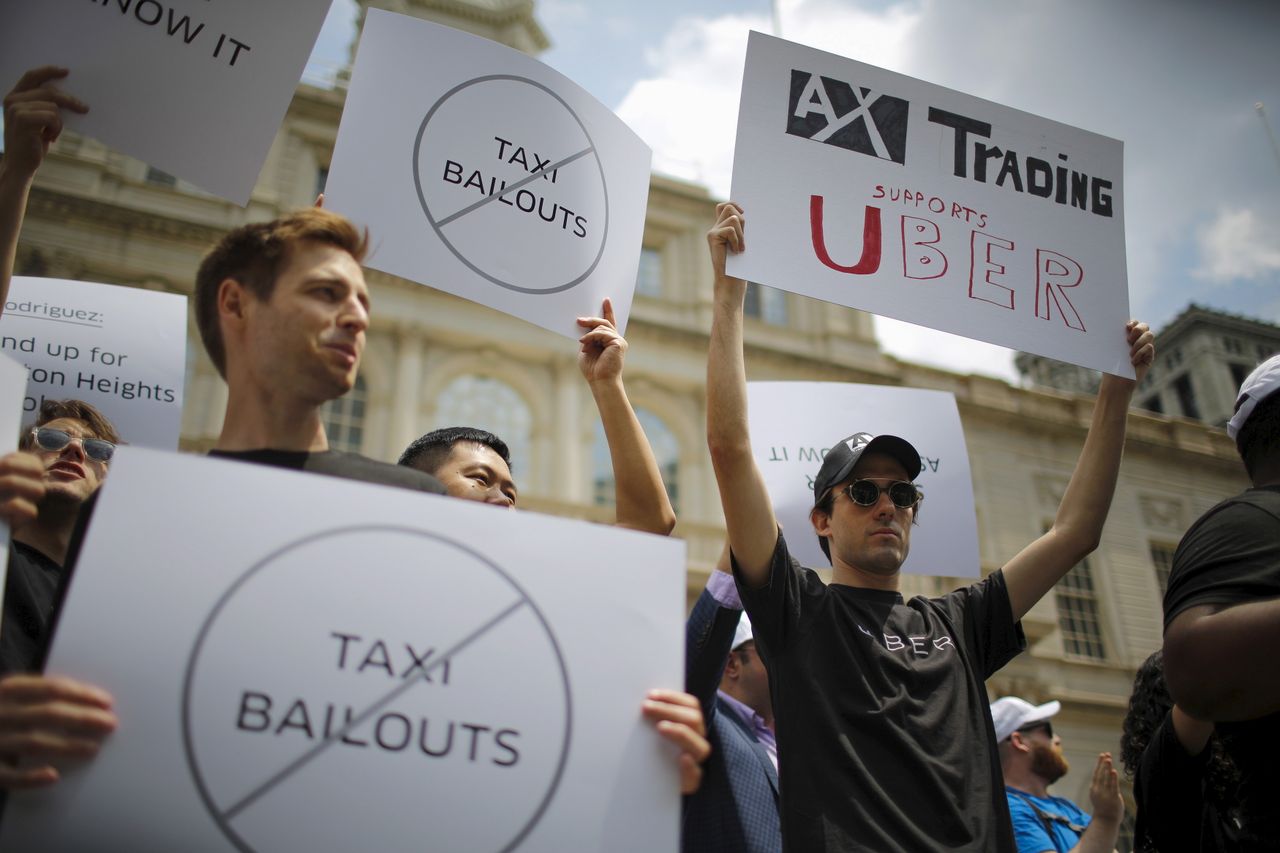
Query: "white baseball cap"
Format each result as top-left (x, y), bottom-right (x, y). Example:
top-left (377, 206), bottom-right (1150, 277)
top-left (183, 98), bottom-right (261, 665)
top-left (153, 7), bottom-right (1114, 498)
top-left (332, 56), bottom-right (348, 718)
top-left (990, 696), bottom-right (1061, 742)
top-left (732, 612), bottom-right (754, 651)
top-left (1228, 354), bottom-right (1280, 440)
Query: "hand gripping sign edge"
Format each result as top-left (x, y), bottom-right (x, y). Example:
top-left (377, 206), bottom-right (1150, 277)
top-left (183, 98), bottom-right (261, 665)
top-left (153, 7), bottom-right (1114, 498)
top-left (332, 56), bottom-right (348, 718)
top-left (413, 74), bottom-right (610, 295)
top-left (180, 524), bottom-right (573, 853)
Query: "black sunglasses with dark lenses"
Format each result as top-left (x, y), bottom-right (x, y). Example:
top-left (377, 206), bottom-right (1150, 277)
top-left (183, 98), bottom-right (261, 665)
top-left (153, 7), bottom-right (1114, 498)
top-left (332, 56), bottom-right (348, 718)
top-left (844, 479), bottom-right (921, 509)
top-left (1017, 721), bottom-right (1053, 739)
top-left (32, 427), bottom-right (116, 463)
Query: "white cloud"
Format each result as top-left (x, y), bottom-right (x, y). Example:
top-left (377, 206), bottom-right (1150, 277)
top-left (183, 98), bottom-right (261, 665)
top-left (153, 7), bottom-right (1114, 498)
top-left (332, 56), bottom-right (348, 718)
top-left (616, 2), bottom-right (920, 196)
top-left (616, 13), bottom-right (764, 193)
top-left (538, 0), bottom-right (589, 26)
top-left (1193, 208), bottom-right (1280, 283)
top-left (617, 2), bottom-right (1025, 379)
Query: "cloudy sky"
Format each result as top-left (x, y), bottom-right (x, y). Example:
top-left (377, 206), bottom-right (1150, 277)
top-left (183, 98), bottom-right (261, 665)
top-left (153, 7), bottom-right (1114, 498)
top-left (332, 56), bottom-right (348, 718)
top-left (308, 0), bottom-right (1280, 381)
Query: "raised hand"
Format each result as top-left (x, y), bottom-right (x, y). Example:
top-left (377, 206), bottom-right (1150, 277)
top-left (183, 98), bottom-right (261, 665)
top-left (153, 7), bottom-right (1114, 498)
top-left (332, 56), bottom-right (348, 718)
top-left (2, 66), bottom-right (88, 181)
top-left (706, 201), bottom-right (745, 282)
top-left (577, 297), bottom-right (627, 384)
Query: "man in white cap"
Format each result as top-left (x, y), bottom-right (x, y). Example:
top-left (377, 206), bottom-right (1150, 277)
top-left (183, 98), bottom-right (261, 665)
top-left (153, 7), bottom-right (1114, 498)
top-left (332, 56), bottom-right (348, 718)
top-left (682, 544), bottom-right (779, 853)
top-left (1163, 353), bottom-right (1280, 849)
top-left (991, 696), bottom-right (1122, 853)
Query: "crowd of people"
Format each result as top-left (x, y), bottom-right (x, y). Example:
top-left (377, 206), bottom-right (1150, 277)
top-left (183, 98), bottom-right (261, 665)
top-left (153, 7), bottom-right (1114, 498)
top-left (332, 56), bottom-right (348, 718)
top-left (0, 62), bottom-right (1275, 853)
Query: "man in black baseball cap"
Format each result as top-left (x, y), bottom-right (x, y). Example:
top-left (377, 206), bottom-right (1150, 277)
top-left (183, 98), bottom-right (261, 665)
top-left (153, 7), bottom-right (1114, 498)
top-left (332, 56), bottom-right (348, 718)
top-left (704, 200), bottom-right (1154, 852)
top-left (809, 432), bottom-right (922, 562)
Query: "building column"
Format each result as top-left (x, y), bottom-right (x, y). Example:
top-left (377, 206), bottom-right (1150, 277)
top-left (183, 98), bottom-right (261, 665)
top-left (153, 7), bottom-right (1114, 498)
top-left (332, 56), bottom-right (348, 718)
top-left (553, 357), bottom-right (585, 503)
top-left (389, 326), bottom-right (425, 454)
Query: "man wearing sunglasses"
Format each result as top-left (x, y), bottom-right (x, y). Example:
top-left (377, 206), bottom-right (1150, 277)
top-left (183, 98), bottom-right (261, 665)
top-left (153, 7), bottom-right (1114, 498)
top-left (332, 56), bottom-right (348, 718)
top-left (0, 400), bottom-right (121, 789)
top-left (991, 696), bottom-right (1123, 853)
top-left (705, 201), bottom-right (1154, 852)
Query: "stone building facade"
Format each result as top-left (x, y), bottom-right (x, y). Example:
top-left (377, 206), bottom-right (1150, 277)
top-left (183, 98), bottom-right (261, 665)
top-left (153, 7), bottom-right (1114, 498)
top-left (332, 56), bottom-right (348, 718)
top-left (8, 0), bottom-right (1251, 840)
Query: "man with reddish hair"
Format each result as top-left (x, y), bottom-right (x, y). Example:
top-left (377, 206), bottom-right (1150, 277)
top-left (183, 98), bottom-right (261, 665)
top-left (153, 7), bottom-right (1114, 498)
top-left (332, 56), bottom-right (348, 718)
top-left (191, 208), bottom-right (442, 491)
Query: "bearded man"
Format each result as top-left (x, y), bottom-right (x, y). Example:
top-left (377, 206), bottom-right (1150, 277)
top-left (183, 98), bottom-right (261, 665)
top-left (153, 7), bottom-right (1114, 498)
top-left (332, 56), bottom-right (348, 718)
top-left (992, 696), bottom-right (1124, 853)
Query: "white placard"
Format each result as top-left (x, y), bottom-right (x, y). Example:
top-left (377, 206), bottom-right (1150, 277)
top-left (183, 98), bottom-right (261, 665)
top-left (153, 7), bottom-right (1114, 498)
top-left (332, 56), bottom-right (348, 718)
top-left (747, 381), bottom-right (978, 577)
top-left (0, 277), bottom-right (186, 449)
top-left (0, 352), bottom-right (31, 596)
top-left (0, 0), bottom-right (332, 204)
top-left (728, 32), bottom-right (1132, 378)
top-left (0, 448), bottom-right (685, 852)
top-left (325, 11), bottom-right (652, 340)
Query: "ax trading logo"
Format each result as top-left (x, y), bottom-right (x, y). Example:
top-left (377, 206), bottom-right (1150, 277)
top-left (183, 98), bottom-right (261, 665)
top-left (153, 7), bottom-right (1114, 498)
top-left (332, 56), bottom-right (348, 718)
top-left (786, 70), bottom-right (909, 165)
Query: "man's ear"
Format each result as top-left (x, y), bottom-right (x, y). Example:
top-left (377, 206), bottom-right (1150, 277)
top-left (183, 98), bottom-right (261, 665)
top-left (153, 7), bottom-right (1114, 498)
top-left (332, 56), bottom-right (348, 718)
top-left (723, 652), bottom-right (741, 682)
top-left (217, 278), bottom-right (249, 325)
top-left (1008, 732), bottom-right (1030, 755)
top-left (810, 505), bottom-right (832, 541)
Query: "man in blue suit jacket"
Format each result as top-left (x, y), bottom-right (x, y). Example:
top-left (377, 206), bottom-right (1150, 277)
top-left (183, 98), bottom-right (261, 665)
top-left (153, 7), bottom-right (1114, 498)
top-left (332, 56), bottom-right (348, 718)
top-left (683, 554), bottom-right (781, 853)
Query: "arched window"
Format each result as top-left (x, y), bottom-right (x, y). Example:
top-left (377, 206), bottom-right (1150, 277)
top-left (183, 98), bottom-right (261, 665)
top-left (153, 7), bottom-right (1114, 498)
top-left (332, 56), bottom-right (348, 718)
top-left (592, 407), bottom-right (679, 512)
top-left (321, 375), bottom-right (367, 453)
top-left (434, 375), bottom-right (532, 474)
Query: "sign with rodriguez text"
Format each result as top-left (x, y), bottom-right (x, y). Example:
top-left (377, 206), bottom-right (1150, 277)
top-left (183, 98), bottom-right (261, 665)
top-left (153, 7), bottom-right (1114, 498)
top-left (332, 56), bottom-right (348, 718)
top-left (324, 11), bottom-right (652, 340)
top-left (728, 32), bottom-right (1133, 377)
top-left (0, 0), bottom-right (332, 204)
top-left (747, 381), bottom-right (978, 577)
top-left (0, 277), bottom-right (187, 449)
top-left (0, 448), bottom-right (685, 852)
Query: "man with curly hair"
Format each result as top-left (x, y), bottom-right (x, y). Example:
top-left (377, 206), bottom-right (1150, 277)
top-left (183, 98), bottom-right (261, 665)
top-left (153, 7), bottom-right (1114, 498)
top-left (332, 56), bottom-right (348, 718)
top-left (1120, 651), bottom-right (1241, 852)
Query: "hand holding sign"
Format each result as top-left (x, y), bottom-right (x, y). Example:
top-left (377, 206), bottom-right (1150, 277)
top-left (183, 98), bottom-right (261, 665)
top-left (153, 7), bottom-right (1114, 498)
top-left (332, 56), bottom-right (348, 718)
top-left (1, 67), bottom-right (88, 182)
top-left (0, 675), bottom-right (117, 790)
top-left (706, 202), bottom-right (746, 283)
top-left (576, 298), bottom-right (627, 384)
top-left (0, 452), bottom-right (45, 530)
top-left (641, 689), bottom-right (710, 795)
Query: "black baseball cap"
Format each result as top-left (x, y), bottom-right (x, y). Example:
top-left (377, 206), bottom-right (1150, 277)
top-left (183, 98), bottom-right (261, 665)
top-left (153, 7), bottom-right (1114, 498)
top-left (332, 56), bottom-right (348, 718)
top-left (812, 432), bottom-right (923, 505)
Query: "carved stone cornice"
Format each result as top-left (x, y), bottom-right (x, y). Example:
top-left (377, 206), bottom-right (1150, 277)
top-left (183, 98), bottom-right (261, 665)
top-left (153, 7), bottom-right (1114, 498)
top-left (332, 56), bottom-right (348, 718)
top-left (27, 187), bottom-right (227, 245)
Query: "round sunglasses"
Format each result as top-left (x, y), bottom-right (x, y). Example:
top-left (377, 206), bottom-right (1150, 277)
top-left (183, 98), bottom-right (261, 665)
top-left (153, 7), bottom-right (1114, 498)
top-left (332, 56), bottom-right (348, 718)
top-left (30, 427), bottom-right (116, 463)
top-left (843, 478), bottom-right (922, 509)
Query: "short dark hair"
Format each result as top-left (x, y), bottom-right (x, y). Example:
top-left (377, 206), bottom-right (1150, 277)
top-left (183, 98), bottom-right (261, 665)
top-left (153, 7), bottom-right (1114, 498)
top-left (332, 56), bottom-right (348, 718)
top-left (194, 208), bottom-right (369, 377)
top-left (20, 398), bottom-right (121, 449)
top-left (811, 482), bottom-right (921, 563)
top-left (398, 426), bottom-right (512, 476)
top-left (1236, 391), bottom-right (1280, 481)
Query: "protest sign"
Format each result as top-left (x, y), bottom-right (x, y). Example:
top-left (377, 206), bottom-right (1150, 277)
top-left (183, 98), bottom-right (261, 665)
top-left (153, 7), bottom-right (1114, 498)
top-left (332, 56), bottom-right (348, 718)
top-left (747, 381), bottom-right (978, 576)
top-left (325, 11), bottom-right (652, 340)
top-left (0, 448), bottom-right (685, 852)
top-left (0, 277), bottom-right (186, 449)
top-left (0, 352), bottom-right (30, 592)
top-left (0, 0), bottom-right (331, 204)
top-left (728, 32), bottom-right (1132, 377)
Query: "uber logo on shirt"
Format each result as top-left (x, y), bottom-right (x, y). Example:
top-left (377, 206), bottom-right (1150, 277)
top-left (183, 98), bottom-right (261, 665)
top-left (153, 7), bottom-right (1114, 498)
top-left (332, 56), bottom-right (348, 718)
top-left (786, 69), bottom-right (909, 165)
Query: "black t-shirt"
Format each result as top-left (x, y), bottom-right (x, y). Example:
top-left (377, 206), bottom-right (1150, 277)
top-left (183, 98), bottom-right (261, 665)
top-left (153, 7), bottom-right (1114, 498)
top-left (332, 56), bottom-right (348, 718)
top-left (0, 542), bottom-right (63, 677)
top-left (1163, 486), bottom-right (1280, 849)
top-left (1133, 710), bottom-right (1241, 853)
top-left (734, 532), bottom-right (1025, 852)
top-left (206, 448), bottom-right (446, 495)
